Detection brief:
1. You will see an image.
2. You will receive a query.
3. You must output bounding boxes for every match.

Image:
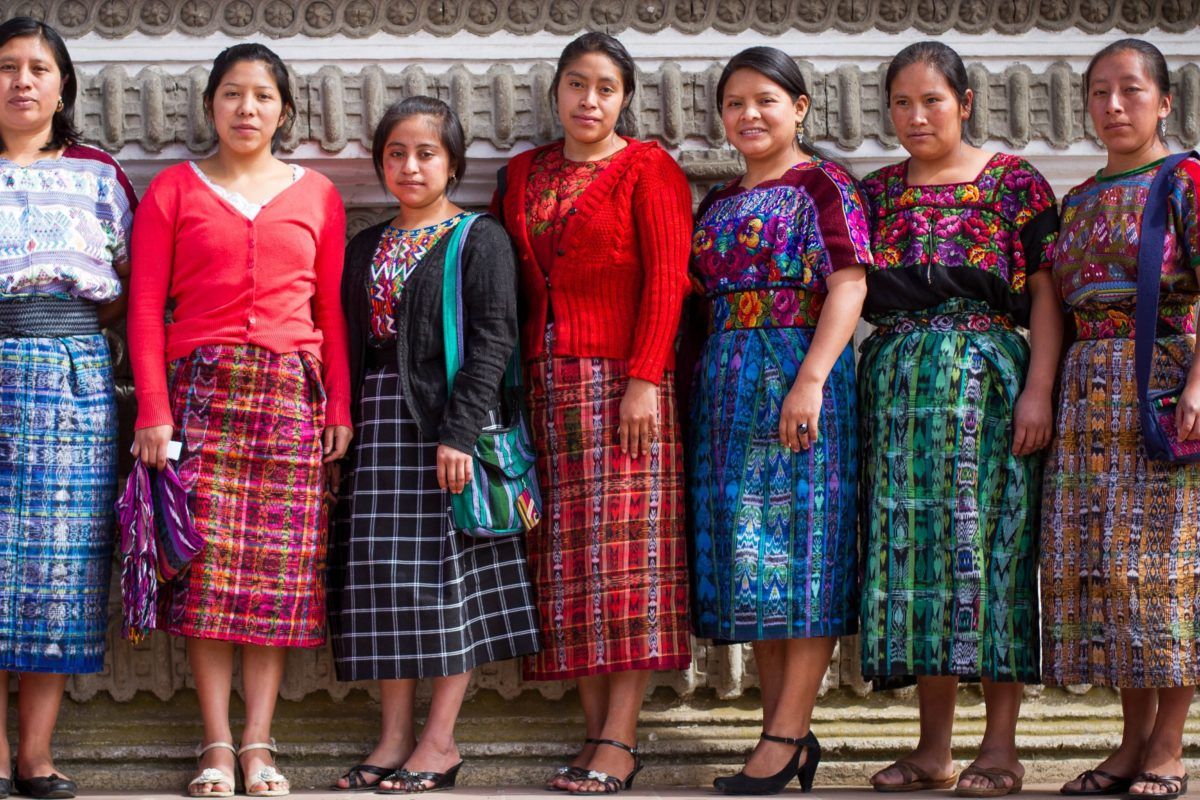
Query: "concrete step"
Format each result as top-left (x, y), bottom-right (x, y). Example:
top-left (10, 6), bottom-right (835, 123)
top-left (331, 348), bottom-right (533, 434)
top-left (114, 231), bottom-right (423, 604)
top-left (27, 689), bottom-right (1200, 792)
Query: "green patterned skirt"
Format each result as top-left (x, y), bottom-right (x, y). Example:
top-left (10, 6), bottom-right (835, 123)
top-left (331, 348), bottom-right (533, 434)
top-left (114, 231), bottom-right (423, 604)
top-left (859, 299), bottom-right (1041, 685)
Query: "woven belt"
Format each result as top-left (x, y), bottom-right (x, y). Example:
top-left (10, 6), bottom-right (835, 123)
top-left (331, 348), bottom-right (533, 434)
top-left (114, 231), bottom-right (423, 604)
top-left (1073, 303), bottom-right (1197, 340)
top-left (0, 295), bottom-right (100, 338)
top-left (871, 308), bottom-right (1016, 335)
top-left (708, 287), bottom-right (823, 333)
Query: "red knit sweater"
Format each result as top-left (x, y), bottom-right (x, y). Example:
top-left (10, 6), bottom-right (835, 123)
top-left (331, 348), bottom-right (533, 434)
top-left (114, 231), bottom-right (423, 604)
top-left (495, 138), bottom-right (693, 384)
top-left (128, 163), bottom-right (350, 430)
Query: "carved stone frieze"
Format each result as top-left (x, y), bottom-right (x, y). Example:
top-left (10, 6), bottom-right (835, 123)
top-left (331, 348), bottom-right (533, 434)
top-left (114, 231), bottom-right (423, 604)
top-left (64, 576), bottom-right (865, 702)
top-left (2, 0), bottom-right (1197, 36)
top-left (69, 61), bottom-right (1200, 156)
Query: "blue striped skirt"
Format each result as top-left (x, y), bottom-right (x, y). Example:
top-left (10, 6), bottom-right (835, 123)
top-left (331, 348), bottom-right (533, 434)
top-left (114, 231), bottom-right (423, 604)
top-left (688, 325), bottom-right (859, 642)
top-left (0, 333), bottom-right (116, 673)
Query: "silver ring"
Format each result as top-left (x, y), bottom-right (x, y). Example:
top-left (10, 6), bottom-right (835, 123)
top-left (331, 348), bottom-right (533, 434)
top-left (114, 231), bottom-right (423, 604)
top-left (798, 422), bottom-right (809, 434)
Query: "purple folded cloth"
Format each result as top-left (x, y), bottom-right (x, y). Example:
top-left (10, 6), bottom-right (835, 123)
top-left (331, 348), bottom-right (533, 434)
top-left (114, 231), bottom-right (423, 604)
top-left (115, 460), bottom-right (203, 643)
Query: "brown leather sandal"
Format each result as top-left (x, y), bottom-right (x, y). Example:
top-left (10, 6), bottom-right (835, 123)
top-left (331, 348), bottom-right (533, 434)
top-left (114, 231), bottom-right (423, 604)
top-left (955, 765), bottom-right (1024, 797)
top-left (1127, 772), bottom-right (1188, 800)
top-left (872, 760), bottom-right (958, 793)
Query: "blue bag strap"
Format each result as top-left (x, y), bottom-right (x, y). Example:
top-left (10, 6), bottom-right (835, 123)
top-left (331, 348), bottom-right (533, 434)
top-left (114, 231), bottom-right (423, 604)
top-left (441, 213), bottom-right (524, 396)
top-left (1135, 153), bottom-right (1193, 409)
top-left (442, 213), bottom-right (481, 391)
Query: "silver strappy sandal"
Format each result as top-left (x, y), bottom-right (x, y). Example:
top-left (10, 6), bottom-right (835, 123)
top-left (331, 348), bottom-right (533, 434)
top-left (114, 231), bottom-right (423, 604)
top-left (189, 742), bottom-right (236, 798)
top-left (237, 739), bottom-right (290, 798)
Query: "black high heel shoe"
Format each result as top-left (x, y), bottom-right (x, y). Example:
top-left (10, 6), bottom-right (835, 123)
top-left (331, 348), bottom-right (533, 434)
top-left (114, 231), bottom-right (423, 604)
top-left (714, 731), bottom-right (821, 796)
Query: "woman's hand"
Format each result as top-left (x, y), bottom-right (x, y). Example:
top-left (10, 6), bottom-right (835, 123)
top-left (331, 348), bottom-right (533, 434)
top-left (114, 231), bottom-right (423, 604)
top-left (1012, 388), bottom-right (1053, 455)
top-left (1175, 373), bottom-right (1200, 441)
top-left (618, 378), bottom-right (659, 459)
top-left (132, 424), bottom-right (174, 470)
top-left (322, 425), bottom-right (353, 463)
top-left (780, 376), bottom-right (823, 452)
top-left (324, 462), bottom-right (342, 506)
top-left (436, 444), bottom-right (473, 494)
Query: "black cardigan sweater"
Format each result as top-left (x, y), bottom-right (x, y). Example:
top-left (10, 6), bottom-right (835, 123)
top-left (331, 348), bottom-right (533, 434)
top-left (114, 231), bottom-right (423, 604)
top-left (341, 214), bottom-right (518, 454)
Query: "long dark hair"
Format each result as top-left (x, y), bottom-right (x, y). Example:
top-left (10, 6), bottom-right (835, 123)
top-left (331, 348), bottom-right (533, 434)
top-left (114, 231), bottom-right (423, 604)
top-left (1084, 38), bottom-right (1171, 142)
top-left (884, 40), bottom-right (971, 115)
top-left (370, 96), bottom-right (467, 193)
top-left (0, 16), bottom-right (80, 152)
top-left (717, 46), bottom-right (823, 160)
top-left (716, 46), bottom-right (852, 176)
top-left (550, 32), bottom-right (637, 136)
top-left (203, 43), bottom-right (297, 151)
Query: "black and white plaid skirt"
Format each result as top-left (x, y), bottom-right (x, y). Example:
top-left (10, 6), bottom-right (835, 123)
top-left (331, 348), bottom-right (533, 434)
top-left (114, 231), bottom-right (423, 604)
top-left (328, 364), bottom-right (540, 680)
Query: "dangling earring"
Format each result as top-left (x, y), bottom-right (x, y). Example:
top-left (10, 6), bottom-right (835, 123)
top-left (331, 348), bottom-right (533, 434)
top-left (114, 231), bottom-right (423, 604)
top-left (55, 98), bottom-right (64, 112)
top-left (1159, 118), bottom-right (1168, 139)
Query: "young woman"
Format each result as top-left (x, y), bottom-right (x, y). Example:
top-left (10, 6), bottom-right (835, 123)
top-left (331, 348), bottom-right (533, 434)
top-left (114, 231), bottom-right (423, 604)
top-left (858, 41), bottom-right (1060, 797)
top-left (1042, 39), bottom-right (1200, 799)
top-left (493, 31), bottom-right (693, 796)
top-left (0, 17), bottom-right (136, 800)
top-left (688, 47), bottom-right (869, 796)
top-left (129, 43), bottom-right (351, 798)
top-left (328, 96), bottom-right (539, 794)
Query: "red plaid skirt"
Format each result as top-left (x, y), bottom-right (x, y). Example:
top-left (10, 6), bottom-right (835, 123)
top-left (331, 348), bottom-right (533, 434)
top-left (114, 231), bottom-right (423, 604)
top-left (524, 355), bottom-right (691, 680)
top-left (159, 345), bottom-right (327, 647)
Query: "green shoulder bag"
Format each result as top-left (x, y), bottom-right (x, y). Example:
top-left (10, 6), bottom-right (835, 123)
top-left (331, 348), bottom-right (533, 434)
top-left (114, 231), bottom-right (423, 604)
top-left (441, 213), bottom-right (543, 537)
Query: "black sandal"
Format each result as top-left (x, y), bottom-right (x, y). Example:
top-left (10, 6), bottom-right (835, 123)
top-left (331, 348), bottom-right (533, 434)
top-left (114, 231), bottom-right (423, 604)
top-left (548, 739), bottom-right (603, 792)
top-left (1127, 773), bottom-right (1189, 800)
top-left (331, 763), bottom-right (395, 792)
top-left (568, 739), bottom-right (643, 795)
top-left (12, 773), bottom-right (76, 800)
top-left (0, 776), bottom-right (10, 799)
top-left (376, 761), bottom-right (463, 795)
top-left (1062, 769), bottom-right (1135, 796)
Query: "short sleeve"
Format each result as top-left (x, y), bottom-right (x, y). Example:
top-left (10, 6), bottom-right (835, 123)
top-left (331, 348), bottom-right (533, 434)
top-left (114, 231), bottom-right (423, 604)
top-left (107, 163), bottom-right (137, 276)
top-left (808, 164), bottom-right (874, 279)
top-left (1168, 156), bottom-right (1200, 274)
top-left (1008, 160), bottom-right (1058, 275)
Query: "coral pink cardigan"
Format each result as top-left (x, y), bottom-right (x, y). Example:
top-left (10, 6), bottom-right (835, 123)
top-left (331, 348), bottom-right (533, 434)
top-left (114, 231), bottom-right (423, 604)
top-left (128, 162), bottom-right (350, 429)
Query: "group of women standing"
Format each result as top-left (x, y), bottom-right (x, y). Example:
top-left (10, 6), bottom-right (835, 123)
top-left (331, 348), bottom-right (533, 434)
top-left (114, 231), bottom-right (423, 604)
top-left (0, 10), bottom-right (1197, 800)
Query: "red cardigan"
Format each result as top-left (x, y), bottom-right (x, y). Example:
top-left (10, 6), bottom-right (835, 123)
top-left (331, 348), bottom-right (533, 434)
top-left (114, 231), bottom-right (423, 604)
top-left (128, 163), bottom-right (350, 430)
top-left (495, 138), bottom-right (692, 384)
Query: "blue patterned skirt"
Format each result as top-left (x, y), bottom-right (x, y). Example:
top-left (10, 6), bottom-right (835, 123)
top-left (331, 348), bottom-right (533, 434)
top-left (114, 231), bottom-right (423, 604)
top-left (688, 326), bottom-right (859, 642)
top-left (0, 333), bottom-right (116, 673)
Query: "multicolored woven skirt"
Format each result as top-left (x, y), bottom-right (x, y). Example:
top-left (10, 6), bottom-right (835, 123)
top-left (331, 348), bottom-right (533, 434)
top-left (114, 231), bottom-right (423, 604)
top-left (689, 325), bottom-right (859, 642)
top-left (1042, 332), bottom-right (1200, 688)
top-left (158, 344), bottom-right (327, 647)
top-left (524, 354), bottom-right (691, 680)
top-left (859, 298), bottom-right (1040, 685)
top-left (0, 333), bottom-right (116, 673)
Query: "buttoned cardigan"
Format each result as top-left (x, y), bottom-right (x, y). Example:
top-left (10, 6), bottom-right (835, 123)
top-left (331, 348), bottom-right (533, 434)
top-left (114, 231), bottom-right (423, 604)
top-left (495, 137), bottom-right (693, 384)
top-left (128, 162), bottom-right (351, 429)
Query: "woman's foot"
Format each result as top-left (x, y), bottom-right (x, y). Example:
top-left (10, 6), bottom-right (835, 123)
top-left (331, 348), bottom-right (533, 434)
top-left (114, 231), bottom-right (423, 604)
top-left (739, 734), bottom-right (810, 779)
top-left (380, 740), bottom-right (462, 792)
top-left (567, 742), bottom-right (637, 794)
top-left (1061, 745), bottom-right (1144, 794)
top-left (1130, 754), bottom-right (1188, 796)
top-left (238, 741), bottom-right (288, 796)
top-left (13, 762), bottom-right (71, 786)
top-left (188, 742), bottom-right (235, 797)
top-left (956, 751), bottom-right (1024, 797)
top-left (871, 748), bottom-right (955, 790)
top-left (333, 741), bottom-right (412, 790)
top-left (548, 740), bottom-right (600, 791)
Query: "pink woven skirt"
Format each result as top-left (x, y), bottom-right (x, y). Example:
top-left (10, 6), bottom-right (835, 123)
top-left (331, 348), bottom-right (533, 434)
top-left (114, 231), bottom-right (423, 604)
top-left (158, 344), bottom-right (327, 647)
